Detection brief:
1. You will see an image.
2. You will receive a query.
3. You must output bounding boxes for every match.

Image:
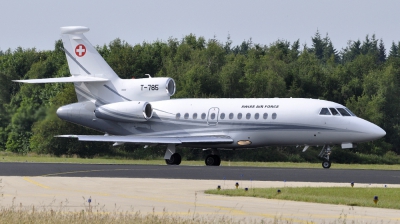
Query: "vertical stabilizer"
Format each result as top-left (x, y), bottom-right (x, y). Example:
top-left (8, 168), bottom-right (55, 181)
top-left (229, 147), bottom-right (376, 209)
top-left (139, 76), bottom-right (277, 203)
top-left (60, 26), bottom-right (124, 104)
top-left (60, 26), bottom-right (119, 81)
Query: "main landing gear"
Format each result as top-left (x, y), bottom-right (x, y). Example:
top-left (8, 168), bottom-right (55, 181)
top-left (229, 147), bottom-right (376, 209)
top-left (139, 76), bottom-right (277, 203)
top-left (164, 144), bottom-right (181, 165)
top-left (164, 145), bottom-right (221, 166)
top-left (165, 153), bottom-right (181, 165)
top-left (205, 148), bottom-right (221, 166)
top-left (319, 145), bottom-right (332, 169)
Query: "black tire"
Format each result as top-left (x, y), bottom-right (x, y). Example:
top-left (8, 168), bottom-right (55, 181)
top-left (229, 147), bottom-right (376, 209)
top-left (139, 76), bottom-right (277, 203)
top-left (165, 153), bottom-right (181, 165)
top-left (173, 153), bottom-right (181, 165)
top-left (205, 155), bottom-right (215, 166)
top-left (205, 155), bottom-right (221, 166)
top-left (165, 159), bottom-right (174, 165)
top-left (214, 155), bottom-right (221, 166)
top-left (322, 160), bottom-right (331, 169)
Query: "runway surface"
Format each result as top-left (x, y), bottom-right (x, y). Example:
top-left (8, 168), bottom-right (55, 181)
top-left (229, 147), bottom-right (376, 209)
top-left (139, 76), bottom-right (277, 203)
top-left (1, 162), bottom-right (400, 223)
top-left (0, 162), bottom-right (399, 184)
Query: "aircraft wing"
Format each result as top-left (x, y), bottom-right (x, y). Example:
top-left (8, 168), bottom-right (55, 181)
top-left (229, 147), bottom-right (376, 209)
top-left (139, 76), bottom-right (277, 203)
top-left (56, 135), bottom-right (234, 145)
top-left (13, 76), bottom-right (109, 83)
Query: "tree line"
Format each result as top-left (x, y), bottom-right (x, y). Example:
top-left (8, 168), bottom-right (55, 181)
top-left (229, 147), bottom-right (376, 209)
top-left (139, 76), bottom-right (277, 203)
top-left (1, 31), bottom-right (400, 159)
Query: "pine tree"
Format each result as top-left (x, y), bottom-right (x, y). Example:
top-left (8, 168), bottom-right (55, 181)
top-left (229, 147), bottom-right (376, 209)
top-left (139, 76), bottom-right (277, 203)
top-left (388, 42), bottom-right (398, 58)
top-left (311, 30), bottom-right (324, 60)
top-left (378, 39), bottom-right (386, 62)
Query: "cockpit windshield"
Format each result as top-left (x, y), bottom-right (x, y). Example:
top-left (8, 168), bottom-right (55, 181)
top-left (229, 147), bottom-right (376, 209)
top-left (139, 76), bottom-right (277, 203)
top-left (329, 108), bottom-right (340, 116)
top-left (336, 108), bottom-right (351, 116)
top-left (345, 107), bottom-right (356, 116)
top-left (319, 107), bottom-right (357, 117)
top-left (319, 108), bottom-right (331, 115)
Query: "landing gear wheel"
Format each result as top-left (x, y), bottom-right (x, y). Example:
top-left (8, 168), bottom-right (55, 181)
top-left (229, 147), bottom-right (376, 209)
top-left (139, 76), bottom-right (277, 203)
top-left (322, 160), bottom-right (331, 169)
top-left (205, 155), bottom-right (221, 166)
top-left (165, 153), bottom-right (181, 165)
top-left (205, 155), bottom-right (215, 166)
top-left (214, 155), bottom-right (221, 166)
top-left (319, 145), bottom-right (332, 169)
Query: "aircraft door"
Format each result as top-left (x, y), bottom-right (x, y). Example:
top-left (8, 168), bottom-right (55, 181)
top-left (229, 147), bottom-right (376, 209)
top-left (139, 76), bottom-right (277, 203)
top-left (207, 107), bottom-right (219, 126)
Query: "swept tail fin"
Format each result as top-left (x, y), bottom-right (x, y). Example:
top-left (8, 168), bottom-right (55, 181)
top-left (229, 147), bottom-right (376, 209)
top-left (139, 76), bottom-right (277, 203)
top-left (14, 26), bottom-right (129, 104)
top-left (60, 26), bottom-right (119, 81)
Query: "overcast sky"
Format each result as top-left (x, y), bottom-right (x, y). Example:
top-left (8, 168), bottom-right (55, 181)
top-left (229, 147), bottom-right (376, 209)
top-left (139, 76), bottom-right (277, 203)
top-left (1, 0), bottom-right (399, 53)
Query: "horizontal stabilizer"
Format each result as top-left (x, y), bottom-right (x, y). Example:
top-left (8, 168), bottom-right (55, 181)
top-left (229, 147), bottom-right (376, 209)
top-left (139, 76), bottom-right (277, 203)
top-left (56, 135), bottom-right (234, 145)
top-left (13, 76), bottom-right (109, 83)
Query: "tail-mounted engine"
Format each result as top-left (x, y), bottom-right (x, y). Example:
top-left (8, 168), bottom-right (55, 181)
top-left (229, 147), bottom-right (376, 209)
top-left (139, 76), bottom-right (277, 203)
top-left (95, 101), bottom-right (153, 122)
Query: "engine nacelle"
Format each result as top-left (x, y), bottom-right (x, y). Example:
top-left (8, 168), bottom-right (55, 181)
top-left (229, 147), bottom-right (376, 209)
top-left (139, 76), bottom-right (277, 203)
top-left (121, 77), bottom-right (176, 101)
top-left (95, 101), bottom-right (153, 122)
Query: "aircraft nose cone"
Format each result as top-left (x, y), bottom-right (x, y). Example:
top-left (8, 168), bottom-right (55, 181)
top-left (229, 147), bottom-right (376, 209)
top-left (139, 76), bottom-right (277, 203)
top-left (366, 123), bottom-right (386, 140)
top-left (352, 118), bottom-right (386, 142)
top-left (374, 126), bottom-right (386, 139)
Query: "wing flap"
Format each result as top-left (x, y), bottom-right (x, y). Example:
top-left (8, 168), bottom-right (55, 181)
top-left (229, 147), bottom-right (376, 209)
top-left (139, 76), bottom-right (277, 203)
top-left (13, 76), bottom-right (108, 83)
top-left (56, 135), bottom-right (233, 144)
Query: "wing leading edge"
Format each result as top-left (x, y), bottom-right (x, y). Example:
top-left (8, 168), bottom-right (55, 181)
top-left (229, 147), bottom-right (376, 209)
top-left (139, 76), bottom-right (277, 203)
top-left (56, 135), bottom-right (234, 145)
top-left (13, 76), bottom-right (109, 83)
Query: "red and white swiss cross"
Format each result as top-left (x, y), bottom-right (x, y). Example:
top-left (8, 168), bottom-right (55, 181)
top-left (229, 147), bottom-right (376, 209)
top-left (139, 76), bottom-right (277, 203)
top-left (75, 44), bottom-right (86, 57)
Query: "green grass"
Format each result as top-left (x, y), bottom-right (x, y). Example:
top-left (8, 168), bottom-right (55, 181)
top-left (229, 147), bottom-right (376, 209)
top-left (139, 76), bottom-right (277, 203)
top-left (206, 187), bottom-right (400, 209)
top-left (0, 208), bottom-right (258, 224)
top-left (0, 152), bottom-right (400, 170)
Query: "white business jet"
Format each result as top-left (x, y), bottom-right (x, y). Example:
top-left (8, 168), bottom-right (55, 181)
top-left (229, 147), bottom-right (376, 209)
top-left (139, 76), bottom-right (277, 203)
top-left (14, 26), bottom-right (386, 168)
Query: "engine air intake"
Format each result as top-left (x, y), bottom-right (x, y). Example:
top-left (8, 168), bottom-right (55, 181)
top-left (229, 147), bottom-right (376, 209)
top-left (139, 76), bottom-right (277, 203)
top-left (95, 101), bottom-right (153, 122)
top-left (143, 102), bottom-right (153, 120)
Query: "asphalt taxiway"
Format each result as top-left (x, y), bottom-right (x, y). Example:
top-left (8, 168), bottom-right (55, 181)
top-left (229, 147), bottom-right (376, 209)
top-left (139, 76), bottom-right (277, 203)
top-left (0, 162), bottom-right (399, 184)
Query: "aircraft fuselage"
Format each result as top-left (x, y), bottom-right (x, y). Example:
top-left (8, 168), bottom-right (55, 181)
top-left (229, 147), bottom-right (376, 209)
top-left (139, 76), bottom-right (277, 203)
top-left (57, 97), bottom-right (385, 149)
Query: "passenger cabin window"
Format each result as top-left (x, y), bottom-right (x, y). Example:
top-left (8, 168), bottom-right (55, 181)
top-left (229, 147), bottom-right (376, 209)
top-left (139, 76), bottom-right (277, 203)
top-left (246, 113), bottom-right (251, 119)
top-left (229, 113), bottom-right (234, 119)
top-left (201, 113), bottom-right (206, 119)
top-left (329, 108), bottom-right (340, 116)
top-left (337, 108), bottom-right (351, 116)
top-left (176, 113), bottom-right (181, 119)
top-left (319, 108), bottom-right (331, 115)
top-left (272, 113), bottom-right (277, 119)
top-left (193, 113), bottom-right (198, 119)
top-left (263, 113), bottom-right (268, 119)
top-left (210, 113), bottom-right (216, 120)
top-left (220, 113), bottom-right (225, 119)
top-left (184, 113), bottom-right (189, 119)
top-left (237, 113), bottom-right (242, 119)
top-left (254, 113), bottom-right (259, 120)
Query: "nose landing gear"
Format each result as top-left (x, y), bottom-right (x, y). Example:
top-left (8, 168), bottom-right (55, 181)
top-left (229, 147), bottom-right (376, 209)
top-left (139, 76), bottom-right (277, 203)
top-left (319, 145), bottom-right (332, 169)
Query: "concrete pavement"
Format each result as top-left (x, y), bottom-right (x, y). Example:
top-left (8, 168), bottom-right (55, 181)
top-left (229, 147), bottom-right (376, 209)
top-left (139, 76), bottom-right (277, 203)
top-left (0, 176), bottom-right (399, 223)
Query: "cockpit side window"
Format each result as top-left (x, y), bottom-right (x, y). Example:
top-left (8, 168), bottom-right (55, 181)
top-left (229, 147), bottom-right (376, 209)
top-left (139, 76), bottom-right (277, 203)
top-left (329, 108), bottom-right (340, 116)
top-left (345, 107), bottom-right (356, 116)
top-left (337, 108), bottom-right (351, 116)
top-left (319, 108), bottom-right (331, 115)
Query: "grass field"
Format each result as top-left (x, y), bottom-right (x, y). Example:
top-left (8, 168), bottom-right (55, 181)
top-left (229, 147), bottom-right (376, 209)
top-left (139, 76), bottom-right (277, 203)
top-left (0, 209), bottom-right (264, 224)
top-left (206, 187), bottom-right (400, 210)
top-left (0, 152), bottom-right (400, 170)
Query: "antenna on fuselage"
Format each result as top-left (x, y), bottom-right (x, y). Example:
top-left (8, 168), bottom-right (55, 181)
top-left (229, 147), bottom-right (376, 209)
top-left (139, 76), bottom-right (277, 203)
top-left (145, 74), bottom-right (152, 78)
